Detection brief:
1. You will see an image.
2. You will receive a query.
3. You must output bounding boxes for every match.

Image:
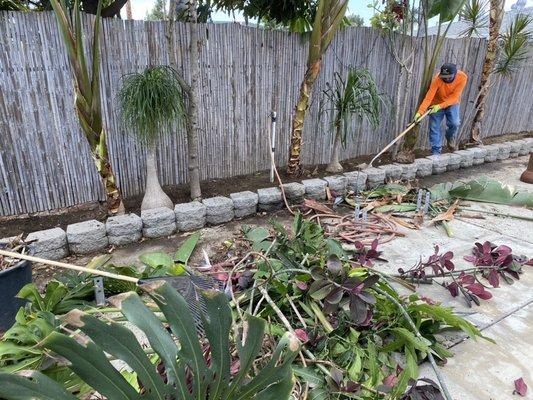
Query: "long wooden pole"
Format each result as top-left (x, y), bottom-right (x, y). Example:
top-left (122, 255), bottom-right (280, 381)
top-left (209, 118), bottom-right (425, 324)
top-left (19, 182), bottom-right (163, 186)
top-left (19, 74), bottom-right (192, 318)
top-left (0, 249), bottom-right (139, 283)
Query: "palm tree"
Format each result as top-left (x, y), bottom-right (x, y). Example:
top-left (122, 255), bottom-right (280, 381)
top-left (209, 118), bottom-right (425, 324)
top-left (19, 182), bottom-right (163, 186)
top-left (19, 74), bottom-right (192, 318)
top-left (50, 0), bottom-right (124, 214)
top-left (324, 68), bottom-right (389, 173)
top-left (118, 66), bottom-right (186, 211)
top-left (287, 0), bottom-right (348, 175)
top-left (468, 0), bottom-right (504, 143)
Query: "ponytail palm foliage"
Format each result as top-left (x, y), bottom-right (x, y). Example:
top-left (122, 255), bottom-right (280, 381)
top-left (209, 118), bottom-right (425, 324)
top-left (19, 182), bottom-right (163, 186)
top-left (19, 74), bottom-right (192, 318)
top-left (324, 68), bottom-right (389, 173)
top-left (118, 66), bottom-right (186, 211)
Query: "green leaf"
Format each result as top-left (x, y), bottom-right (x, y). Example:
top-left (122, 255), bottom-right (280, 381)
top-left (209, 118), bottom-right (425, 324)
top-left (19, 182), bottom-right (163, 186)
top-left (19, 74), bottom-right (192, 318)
top-left (374, 203), bottom-right (417, 213)
top-left (428, 0), bottom-right (465, 22)
top-left (308, 280), bottom-right (334, 300)
top-left (366, 341), bottom-right (379, 386)
top-left (244, 226), bottom-right (270, 243)
top-left (0, 371), bottom-right (78, 400)
top-left (139, 252), bottom-right (174, 269)
top-left (391, 327), bottom-right (431, 352)
top-left (44, 332), bottom-right (140, 400)
top-left (448, 177), bottom-right (533, 207)
top-left (174, 232), bottom-right (201, 264)
top-left (75, 314), bottom-right (168, 399)
top-left (254, 373), bottom-right (295, 400)
top-left (202, 290), bottom-right (232, 399)
top-left (309, 387), bottom-right (329, 400)
top-left (293, 365), bottom-right (324, 387)
top-left (347, 351), bottom-right (362, 381)
top-left (144, 282), bottom-right (208, 398)
top-left (120, 292), bottom-right (189, 397)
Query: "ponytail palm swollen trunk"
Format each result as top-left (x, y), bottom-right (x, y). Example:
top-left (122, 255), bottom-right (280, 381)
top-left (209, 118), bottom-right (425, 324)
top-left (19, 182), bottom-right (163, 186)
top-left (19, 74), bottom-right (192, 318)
top-left (50, 0), bottom-right (123, 214)
top-left (118, 66), bottom-right (186, 211)
top-left (324, 68), bottom-right (389, 173)
top-left (287, 0), bottom-right (348, 175)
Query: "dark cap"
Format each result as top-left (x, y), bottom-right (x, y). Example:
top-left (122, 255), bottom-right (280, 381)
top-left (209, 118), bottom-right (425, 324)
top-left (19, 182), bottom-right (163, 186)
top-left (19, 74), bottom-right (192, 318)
top-left (440, 63), bottom-right (457, 78)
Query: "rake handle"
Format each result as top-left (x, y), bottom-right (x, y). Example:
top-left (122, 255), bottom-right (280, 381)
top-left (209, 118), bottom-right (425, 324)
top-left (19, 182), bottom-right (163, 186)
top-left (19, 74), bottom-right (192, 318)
top-left (368, 109), bottom-right (431, 168)
top-left (0, 249), bottom-right (139, 283)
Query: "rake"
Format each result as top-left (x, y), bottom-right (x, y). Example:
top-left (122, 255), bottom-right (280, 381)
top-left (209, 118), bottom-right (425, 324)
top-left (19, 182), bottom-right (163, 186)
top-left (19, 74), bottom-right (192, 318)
top-left (0, 249), bottom-right (218, 329)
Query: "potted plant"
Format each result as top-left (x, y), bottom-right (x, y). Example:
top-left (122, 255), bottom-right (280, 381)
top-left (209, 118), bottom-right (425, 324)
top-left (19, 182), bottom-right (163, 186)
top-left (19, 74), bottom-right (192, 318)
top-left (0, 236), bottom-right (32, 332)
top-left (118, 66), bottom-right (187, 211)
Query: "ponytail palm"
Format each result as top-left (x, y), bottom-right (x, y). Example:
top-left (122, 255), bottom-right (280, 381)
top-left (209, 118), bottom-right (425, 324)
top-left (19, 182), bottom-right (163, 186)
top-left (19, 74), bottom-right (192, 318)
top-left (119, 66), bottom-right (186, 211)
top-left (324, 68), bottom-right (389, 173)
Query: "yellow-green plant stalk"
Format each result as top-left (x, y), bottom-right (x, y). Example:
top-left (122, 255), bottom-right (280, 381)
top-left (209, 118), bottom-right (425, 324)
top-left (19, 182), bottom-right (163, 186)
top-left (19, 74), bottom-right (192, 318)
top-left (287, 0), bottom-right (348, 175)
top-left (50, 0), bottom-right (123, 214)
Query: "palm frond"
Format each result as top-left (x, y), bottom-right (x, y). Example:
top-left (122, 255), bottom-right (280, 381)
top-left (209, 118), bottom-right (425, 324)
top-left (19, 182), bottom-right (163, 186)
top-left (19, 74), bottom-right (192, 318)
top-left (495, 13), bottom-right (533, 76)
top-left (458, 0), bottom-right (489, 37)
top-left (118, 66), bottom-right (187, 145)
top-left (323, 67), bottom-right (390, 147)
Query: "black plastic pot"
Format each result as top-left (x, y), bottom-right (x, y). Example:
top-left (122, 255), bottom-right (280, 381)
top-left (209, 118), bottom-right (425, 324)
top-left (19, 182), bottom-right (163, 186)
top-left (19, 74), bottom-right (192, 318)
top-left (0, 260), bottom-right (32, 332)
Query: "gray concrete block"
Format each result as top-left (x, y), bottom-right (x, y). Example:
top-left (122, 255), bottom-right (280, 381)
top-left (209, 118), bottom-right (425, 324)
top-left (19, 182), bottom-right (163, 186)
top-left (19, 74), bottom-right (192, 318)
top-left (26, 228), bottom-right (67, 253)
top-left (324, 175), bottom-right (347, 195)
top-left (399, 163), bottom-right (418, 180)
top-left (483, 145), bottom-right (499, 162)
top-left (344, 171), bottom-right (367, 192)
top-left (426, 154), bottom-right (449, 174)
top-left (69, 236), bottom-right (108, 255)
top-left (230, 191), bottom-right (258, 209)
top-left (365, 167), bottom-right (386, 188)
top-left (142, 223), bottom-right (176, 238)
top-left (282, 182), bottom-right (306, 203)
top-left (141, 207), bottom-right (175, 228)
top-left (67, 220), bottom-right (106, 245)
top-left (257, 187), bottom-right (283, 211)
top-left (174, 202), bottom-right (206, 231)
top-left (454, 150), bottom-right (474, 168)
top-left (106, 214), bottom-right (142, 237)
top-left (413, 158), bottom-right (433, 177)
top-left (235, 206), bottom-right (257, 218)
top-left (523, 137), bottom-right (533, 151)
top-left (302, 179), bottom-right (327, 200)
top-left (447, 153), bottom-right (462, 171)
top-left (467, 147), bottom-right (487, 165)
top-left (378, 164), bottom-right (403, 181)
top-left (230, 191), bottom-right (258, 218)
top-left (257, 187), bottom-right (282, 204)
top-left (495, 142), bottom-right (511, 160)
top-left (31, 247), bottom-right (68, 261)
top-left (108, 232), bottom-right (142, 246)
top-left (203, 196), bottom-right (234, 225)
top-left (515, 139), bottom-right (530, 156)
top-left (508, 141), bottom-right (522, 158)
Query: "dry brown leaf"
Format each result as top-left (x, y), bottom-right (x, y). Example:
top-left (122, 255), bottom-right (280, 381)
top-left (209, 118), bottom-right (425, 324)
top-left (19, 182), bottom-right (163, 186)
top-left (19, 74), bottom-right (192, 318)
top-left (429, 200), bottom-right (460, 225)
top-left (413, 213), bottom-right (424, 227)
top-left (303, 198), bottom-right (334, 214)
top-left (363, 199), bottom-right (389, 212)
top-left (387, 215), bottom-right (420, 230)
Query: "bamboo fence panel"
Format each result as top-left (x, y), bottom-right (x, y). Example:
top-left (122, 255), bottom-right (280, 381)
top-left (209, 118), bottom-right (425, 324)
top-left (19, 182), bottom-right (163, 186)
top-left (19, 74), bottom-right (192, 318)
top-left (0, 11), bottom-right (531, 216)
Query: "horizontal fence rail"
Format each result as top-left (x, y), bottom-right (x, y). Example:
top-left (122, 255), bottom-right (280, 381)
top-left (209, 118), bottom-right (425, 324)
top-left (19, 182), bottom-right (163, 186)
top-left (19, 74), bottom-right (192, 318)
top-left (0, 11), bottom-right (531, 216)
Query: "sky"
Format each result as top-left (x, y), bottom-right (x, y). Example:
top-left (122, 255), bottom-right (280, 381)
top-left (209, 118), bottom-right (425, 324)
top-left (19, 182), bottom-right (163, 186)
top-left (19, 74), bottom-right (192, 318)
top-left (124, 0), bottom-right (533, 24)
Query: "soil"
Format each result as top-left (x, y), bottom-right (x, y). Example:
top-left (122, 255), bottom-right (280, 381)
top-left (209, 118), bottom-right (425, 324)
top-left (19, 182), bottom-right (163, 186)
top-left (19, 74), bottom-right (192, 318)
top-left (1, 131), bottom-right (530, 238)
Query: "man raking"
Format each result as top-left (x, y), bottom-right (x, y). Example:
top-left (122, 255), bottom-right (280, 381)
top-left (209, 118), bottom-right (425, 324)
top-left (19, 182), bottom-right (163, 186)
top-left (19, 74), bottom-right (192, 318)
top-left (414, 63), bottom-right (467, 155)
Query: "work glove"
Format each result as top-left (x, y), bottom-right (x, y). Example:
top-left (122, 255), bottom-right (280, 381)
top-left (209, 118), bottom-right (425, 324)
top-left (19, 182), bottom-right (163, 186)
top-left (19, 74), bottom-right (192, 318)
top-left (413, 112), bottom-right (421, 123)
top-left (429, 105), bottom-right (441, 114)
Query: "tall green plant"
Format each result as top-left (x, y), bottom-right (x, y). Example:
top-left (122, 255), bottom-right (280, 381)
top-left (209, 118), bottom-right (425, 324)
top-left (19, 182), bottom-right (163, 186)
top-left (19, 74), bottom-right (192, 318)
top-left (118, 66), bottom-right (186, 211)
top-left (323, 68), bottom-right (390, 173)
top-left (287, 0), bottom-right (348, 175)
top-left (0, 282), bottom-right (300, 399)
top-left (50, 0), bottom-right (124, 214)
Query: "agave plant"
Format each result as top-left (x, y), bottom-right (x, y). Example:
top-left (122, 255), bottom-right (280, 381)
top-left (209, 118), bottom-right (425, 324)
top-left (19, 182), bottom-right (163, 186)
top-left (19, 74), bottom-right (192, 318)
top-left (118, 66), bottom-right (186, 211)
top-left (0, 282), bottom-right (300, 399)
top-left (323, 67), bottom-right (389, 173)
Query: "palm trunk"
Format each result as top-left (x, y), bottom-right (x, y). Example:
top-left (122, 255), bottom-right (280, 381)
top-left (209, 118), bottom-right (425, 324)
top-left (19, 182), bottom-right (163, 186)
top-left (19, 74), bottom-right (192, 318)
top-left (141, 145), bottom-right (173, 211)
top-left (186, 1), bottom-right (202, 200)
top-left (94, 131), bottom-right (124, 214)
top-left (326, 122), bottom-right (343, 173)
top-left (287, 60), bottom-right (321, 175)
top-left (470, 0), bottom-right (504, 144)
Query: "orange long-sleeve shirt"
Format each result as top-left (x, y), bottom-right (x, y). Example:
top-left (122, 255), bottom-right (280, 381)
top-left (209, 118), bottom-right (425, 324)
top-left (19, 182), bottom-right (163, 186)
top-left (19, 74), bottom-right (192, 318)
top-left (417, 70), bottom-right (468, 115)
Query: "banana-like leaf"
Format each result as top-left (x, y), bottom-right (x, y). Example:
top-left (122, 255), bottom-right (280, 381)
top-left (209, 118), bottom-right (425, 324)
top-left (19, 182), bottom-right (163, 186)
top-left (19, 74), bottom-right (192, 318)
top-left (0, 370), bottom-right (77, 400)
top-left (174, 232), bottom-right (201, 264)
top-left (73, 313), bottom-right (169, 399)
top-left (44, 331), bottom-right (141, 400)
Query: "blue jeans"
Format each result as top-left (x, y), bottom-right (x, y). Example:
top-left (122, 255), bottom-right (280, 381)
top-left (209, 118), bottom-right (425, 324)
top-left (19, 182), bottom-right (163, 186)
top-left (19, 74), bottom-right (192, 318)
top-left (428, 104), bottom-right (460, 155)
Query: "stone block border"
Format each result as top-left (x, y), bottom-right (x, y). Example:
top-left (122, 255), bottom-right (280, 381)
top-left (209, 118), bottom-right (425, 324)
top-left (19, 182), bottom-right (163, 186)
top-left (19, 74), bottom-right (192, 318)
top-left (7, 138), bottom-right (531, 257)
